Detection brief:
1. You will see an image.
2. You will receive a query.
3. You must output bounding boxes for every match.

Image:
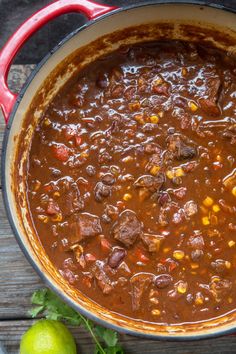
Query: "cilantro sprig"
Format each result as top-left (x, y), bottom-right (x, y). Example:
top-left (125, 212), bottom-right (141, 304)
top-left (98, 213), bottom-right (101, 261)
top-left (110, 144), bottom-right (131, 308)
top-left (29, 288), bottom-right (124, 354)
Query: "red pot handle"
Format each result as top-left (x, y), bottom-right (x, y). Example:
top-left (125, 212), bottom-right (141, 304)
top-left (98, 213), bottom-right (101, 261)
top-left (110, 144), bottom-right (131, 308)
top-left (0, 0), bottom-right (117, 124)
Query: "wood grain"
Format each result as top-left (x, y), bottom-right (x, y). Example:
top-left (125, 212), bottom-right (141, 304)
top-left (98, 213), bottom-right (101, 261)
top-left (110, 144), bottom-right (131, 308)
top-left (1, 320), bottom-right (236, 354)
top-left (1, 67), bottom-right (236, 354)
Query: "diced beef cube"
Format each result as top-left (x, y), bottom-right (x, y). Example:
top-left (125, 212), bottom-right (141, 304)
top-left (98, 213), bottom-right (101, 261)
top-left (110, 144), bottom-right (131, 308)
top-left (63, 186), bottom-right (84, 216)
top-left (112, 210), bottom-right (143, 248)
top-left (222, 124), bottom-right (236, 144)
top-left (211, 259), bottom-right (230, 274)
top-left (134, 173), bottom-right (165, 193)
top-left (141, 233), bottom-right (165, 253)
top-left (167, 134), bottom-right (197, 160)
top-left (184, 200), bottom-right (198, 217)
top-left (130, 273), bottom-right (154, 311)
top-left (188, 233), bottom-right (204, 249)
top-left (94, 182), bottom-right (111, 202)
top-left (209, 278), bottom-right (232, 302)
top-left (69, 213), bottom-right (102, 245)
top-left (199, 77), bottom-right (221, 116)
top-left (92, 261), bottom-right (113, 294)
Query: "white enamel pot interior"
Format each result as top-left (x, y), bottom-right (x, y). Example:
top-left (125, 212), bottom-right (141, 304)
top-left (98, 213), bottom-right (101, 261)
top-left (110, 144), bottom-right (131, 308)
top-left (2, 2), bottom-right (236, 340)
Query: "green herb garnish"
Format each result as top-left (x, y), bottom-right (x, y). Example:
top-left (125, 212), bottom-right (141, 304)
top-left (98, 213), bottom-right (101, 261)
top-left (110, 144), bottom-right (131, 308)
top-left (29, 288), bottom-right (124, 354)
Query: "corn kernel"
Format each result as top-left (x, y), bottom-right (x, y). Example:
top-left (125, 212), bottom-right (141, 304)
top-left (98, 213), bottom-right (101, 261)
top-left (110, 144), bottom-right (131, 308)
top-left (149, 115), bottom-right (159, 124)
top-left (173, 250), bottom-right (185, 260)
top-left (151, 309), bottom-right (161, 316)
top-left (177, 281), bottom-right (188, 294)
top-left (150, 165), bottom-right (160, 176)
top-left (195, 293), bottom-right (204, 305)
top-left (129, 101), bottom-right (141, 111)
top-left (134, 114), bottom-right (145, 125)
top-left (175, 168), bottom-right (184, 177)
top-left (182, 67), bottom-right (187, 76)
top-left (232, 187), bottom-right (236, 197)
top-left (188, 101), bottom-right (198, 112)
top-left (53, 191), bottom-right (60, 198)
top-left (33, 180), bottom-right (41, 191)
top-left (122, 156), bottom-right (133, 163)
top-left (38, 215), bottom-right (49, 223)
top-left (203, 196), bottom-right (214, 207)
top-left (163, 247), bottom-right (171, 254)
top-left (225, 261), bottom-right (231, 269)
top-left (154, 77), bottom-right (163, 85)
top-left (81, 151), bottom-right (89, 158)
top-left (191, 263), bottom-right (199, 269)
top-left (216, 155), bottom-right (222, 162)
top-left (228, 297), bottom-right (233, 304)
top-left (158, 111), bottom-right (164, 118)
top-left (166, 170), bottom-right (174, 179)
top-left (51, 213), bottom-right (62, 222)
top-left (212, 204), bottom-right (220, 213)
top-left (228, 240), bottom-right (235, 248)
top-left (123, 193), bottom-right (132, 201)
top-left (44, 118), bottom-right (51, 126)
top-left (202, 216), bottom-right (210, 226)
top-left (150, 297), bottom-right (159, 305)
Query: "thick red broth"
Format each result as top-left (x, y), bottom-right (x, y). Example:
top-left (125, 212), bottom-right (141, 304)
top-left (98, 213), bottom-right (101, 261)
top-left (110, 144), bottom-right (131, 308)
top-left (27, 40), bottom-right (236, 324)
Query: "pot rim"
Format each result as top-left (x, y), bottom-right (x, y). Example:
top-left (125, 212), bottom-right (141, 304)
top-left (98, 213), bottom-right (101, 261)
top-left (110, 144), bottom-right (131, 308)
top-left (2, 0), bottom-right (236, 341)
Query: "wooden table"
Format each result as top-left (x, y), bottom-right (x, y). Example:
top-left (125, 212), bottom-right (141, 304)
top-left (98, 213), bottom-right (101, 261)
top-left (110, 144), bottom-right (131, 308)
top-left (1, 61), bottom-right (236, 354)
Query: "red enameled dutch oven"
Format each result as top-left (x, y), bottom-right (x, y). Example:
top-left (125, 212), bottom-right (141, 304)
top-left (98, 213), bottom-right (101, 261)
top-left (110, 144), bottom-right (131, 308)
top-left (1, 0), bottom-right (236, 340)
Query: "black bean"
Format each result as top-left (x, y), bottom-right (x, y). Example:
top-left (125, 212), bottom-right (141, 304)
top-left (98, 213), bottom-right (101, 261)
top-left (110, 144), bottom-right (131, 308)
top-left (108, 248), bottom-right (126, 268)
top-left (155, 274), bottom-right (173, 289)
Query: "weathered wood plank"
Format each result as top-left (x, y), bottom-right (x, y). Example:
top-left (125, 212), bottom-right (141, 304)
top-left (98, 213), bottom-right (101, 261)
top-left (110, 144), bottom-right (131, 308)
top-left (1, 319), bottom-right (236, 354)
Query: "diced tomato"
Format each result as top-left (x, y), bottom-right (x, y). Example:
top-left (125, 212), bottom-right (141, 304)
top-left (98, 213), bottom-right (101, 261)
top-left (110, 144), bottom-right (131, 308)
top-left (52, 144), bottom-right (69, 162)
top-left (169, 260), bottom-right (178, 272)
top-left (100, 238), bottom-right (112, 252)
top-left (75, 135), bottom-right (82, 146)
top-left (46, 200), bottom-right (60, 215)
top-left (135, 248), bottom-right (149, 263)
top-left (85, 253), bottom-right (97, 262)
top-left (44, 184), bottom-right (53, 193)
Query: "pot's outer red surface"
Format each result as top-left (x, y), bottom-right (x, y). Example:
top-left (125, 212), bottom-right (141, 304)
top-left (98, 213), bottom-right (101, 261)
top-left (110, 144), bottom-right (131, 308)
top-left (1, 0), bottom-right (236, 340)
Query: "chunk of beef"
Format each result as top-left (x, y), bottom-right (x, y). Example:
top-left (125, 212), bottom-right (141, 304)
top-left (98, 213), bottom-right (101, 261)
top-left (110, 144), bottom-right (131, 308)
top-left (222, 124), bottom-right (236, 144)
top-left (155, 274), bottom-right (173, 289)
top-left (211, 259), bottom-right (230, 274)
top-left (68, 213), bottom-right (102, 245)
top-left (108, 247), bottom-right (126, 268)
top-left (141, 233), bottom-right (165, 253)
top-left (223, 169), bottom-right (236, 190)
top-left (188, 233), bottom-right (205, 249)
top-left (63, 186), bottom-right (84, 216)
top-left (92, 261), bottom-right (113, 294)
top-left (184, 200), bottom-right (198, 217)
top-left (167, 134), bottom-right (197, 160)
top-left (130, 273), bottom-right (154, 310)
top-left (209, 278), bottom-right (232, 302)
top-left (101, 173), bottom-right (116, 185)
top-left (94, 182), bottom-right (111, 202)
top-left (134, 173), bottom-right (165, 193)
top-left (112, 210), bottom-right (143, 248)
top-left (199, 78), bottom-right (221, 116)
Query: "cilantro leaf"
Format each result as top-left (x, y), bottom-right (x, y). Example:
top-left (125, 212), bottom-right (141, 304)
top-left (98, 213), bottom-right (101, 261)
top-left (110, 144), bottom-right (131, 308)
top-left (30, 288), bottom-right (124, 354)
